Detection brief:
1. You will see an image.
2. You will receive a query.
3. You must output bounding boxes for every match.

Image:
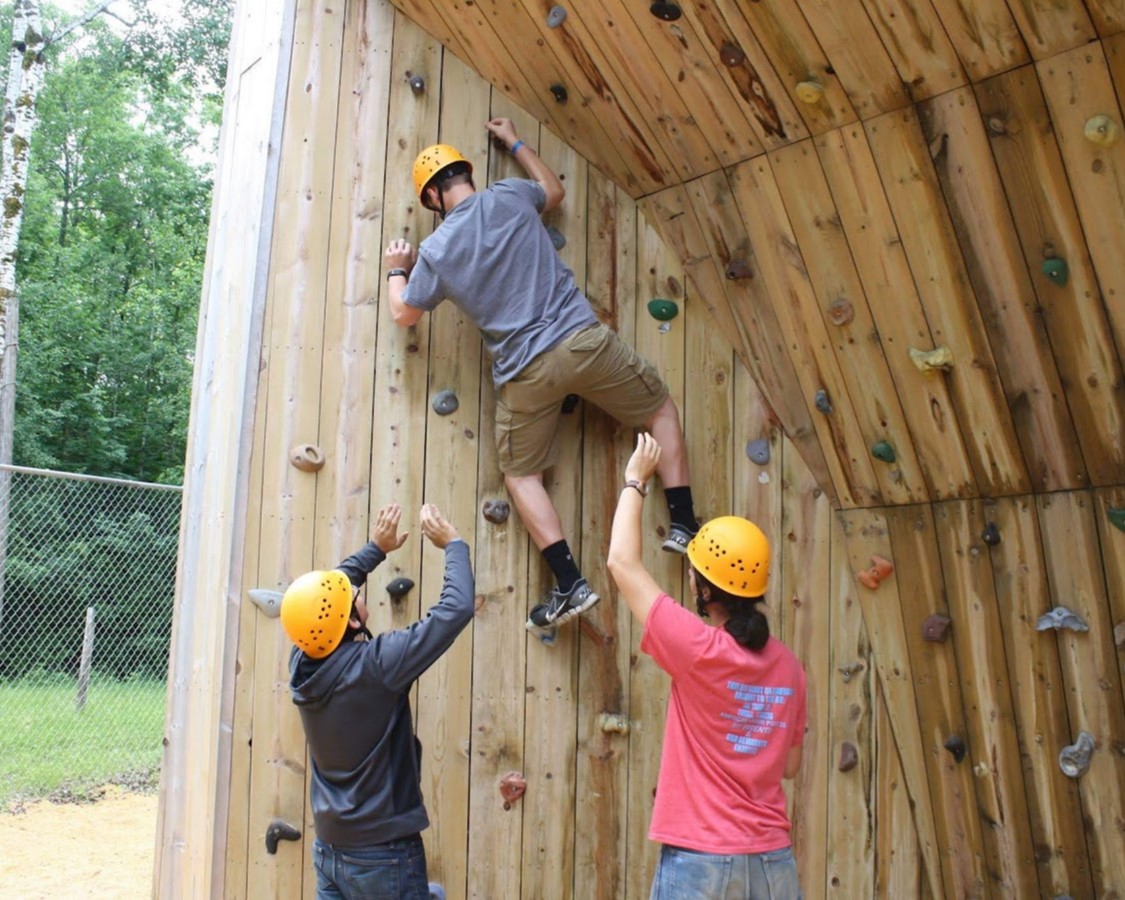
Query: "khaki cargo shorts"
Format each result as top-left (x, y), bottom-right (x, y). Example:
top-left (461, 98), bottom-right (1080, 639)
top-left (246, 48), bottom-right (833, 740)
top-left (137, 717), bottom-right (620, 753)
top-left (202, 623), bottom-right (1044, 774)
top-left (495, 322), bottom-right (669, 476)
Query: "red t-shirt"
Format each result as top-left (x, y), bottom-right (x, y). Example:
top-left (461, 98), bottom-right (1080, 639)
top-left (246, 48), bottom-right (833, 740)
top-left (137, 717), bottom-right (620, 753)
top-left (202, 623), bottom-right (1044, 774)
top-left (640, 593), bottom-right (807, 854)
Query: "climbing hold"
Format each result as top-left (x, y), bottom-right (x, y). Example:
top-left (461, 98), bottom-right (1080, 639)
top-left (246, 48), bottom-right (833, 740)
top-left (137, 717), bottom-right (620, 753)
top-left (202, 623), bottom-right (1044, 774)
top-left (795, 80), bottom-right (824, 104)
top-left (826, 298), bottom-right (853, 326)
top-left (1042, 258), bottom-right (1068, 286)
top-left (428, 884), bottom-right (446, 900)
top-left (265, 820), bottom-right (301, 855)
top-left (837, 661), bottom-right (863, 682)
top-left (499, 771), bottom-right (527, 807)
top-left (725, 258), bottom-right (753, 280)
top-left (746, 438), bottom-right (770, 466)
top-left (549, 83), bottom-right (568, 104)
top-left (482, 499), bottom-right (511, 524)
top-left (647, 298), bottom-right (679, 321)
top-left (838, 742), bottom-right (858, 772)
top-left (943, 735), bottom-right (966, 763)
top-left (981, 521), bottom-right (1000, 547)
top-left (1113, 621), bottom-right (1125, 647)
top-left (1108, 507), bottom-right (1125, 533)
top-left (248, 588), bottom-right (284, 619)
top-left (814, 389), bottom-right (833, 415)
top-left (719, 43), bottom-right (745, 67)
top-left (546, 4), bottom-right (566, 28)
top-left (546, 224), bottom-right (566, 250)
top-left (432, 390), bottom-right (459, 416)
top-left (560, 393), bottom-right (580, 414)
top-left (856, 555), bottom-right (893, 590)
top-left (921, 614), bottom-right (952, 642)
top-left (290, 443), bottom-right (325, 473)
top-left (1058, 732), bottom-right (1095, 778)
top-left (909, 345), bottom-right (953, 373)
top-left (598, 713), bottom-right (630, 734)
top-left (409, 74), bottom-right (425, 94)
top-left (1084, 114), bottom-right (1119, 147)
top-left (1035, 606), bottom-right (1089, 633)
top-left (649, 1), bottom-right (682, 21)
top-left (871, 441), bottom-right (896, 464)
top-left (386, 577), bottom-right (414, 601)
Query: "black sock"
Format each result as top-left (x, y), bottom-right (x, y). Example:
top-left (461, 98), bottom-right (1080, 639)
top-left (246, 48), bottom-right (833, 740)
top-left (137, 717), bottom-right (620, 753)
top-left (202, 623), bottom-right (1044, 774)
top-left (664, 486), bottom-right (698, 532)
top-left (542, 540), bottom-right (581, 594)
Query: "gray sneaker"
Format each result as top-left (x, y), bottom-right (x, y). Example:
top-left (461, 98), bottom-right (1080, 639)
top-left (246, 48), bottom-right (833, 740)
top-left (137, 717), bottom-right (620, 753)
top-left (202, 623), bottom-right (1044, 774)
top-left (661, 523), bottom-right (697, 554)
top-left (525, 579), bottom-right (600, 630)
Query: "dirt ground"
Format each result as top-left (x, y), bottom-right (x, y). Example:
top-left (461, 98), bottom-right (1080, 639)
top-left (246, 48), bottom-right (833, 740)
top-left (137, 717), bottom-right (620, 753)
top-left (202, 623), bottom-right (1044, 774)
top-left (0, 786), bottom-right (157, 899)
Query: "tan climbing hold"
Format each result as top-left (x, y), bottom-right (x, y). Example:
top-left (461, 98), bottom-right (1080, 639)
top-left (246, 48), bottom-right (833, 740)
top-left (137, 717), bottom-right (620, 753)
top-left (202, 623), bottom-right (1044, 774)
top-left (1084, 114), bottom-right (1119, 147)
top-left (290, 443), bottom-right (325, 472)
top-left (856, 555), bottom-right (893, 590)
top-left (1114, 621), bottom-right (1125, 647)
top-left (909, 345), bottom-right (953, 373)
top-left (598, 713), bottom-right (630, 734)
top-left (795, 80), bottom-right (824, 104)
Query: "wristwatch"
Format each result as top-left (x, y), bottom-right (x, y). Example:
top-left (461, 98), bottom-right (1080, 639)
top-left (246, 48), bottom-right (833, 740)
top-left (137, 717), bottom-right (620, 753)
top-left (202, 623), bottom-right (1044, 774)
top-left (624, 479), bottom-right (647, 497)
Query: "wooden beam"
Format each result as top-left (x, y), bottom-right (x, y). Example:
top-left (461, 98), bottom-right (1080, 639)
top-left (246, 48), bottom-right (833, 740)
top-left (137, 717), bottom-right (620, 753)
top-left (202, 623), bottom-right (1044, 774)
top-left (859, 0), bottom-right (966, 100)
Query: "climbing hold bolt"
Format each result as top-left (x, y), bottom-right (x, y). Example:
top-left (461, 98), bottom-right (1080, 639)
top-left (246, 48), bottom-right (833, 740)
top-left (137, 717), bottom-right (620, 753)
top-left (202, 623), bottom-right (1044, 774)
top-left (649, 1), bottom-right (682, 21)
top-left (725, 258), bottom-right (753, 280)
top-left (981, 522), bottom-right (1000, 546)
top-left (482, 499), bottom-right (511, 524)
top-left (248, 588), bottom-right (284, 619)
top-left (814, 389), bottom-right (833, 415)
top-left (826, 298), bottom-right (854, 326)
top-left (909, 345), bottom-right (953, 373)
top-left (856, 555), bottom-right (893, 590)
top-left (1035, 606), bottom-right (1089, 633)
top-left (546, 225), bottom-right (566, 250)
top-left (409, 74), bottom-right (425, 94)
top-left (560, 393), bottom-right (580, 414)
top-left (499, 771), bottom-right (527, 807)
top-left (387, 577), bottom-right (415, 601)
top-left (838, 742), bottom-right (859, 772)
top-left (546, 4), bottom-right (566, 28)
top-left (549, 83), bottom-right (568, 104)
top-left (720, 43), bottom-right (745, 67)
top-left (795, 80), bottom-right (824, 104)
top-left (598, 713), bottom-right (630, 734)
top-left (432, 390), bottom-right (459, 416)
top-left (1084, 114), bottom-right (1119, 147)
top-left (290, 443), bottom-right (326, 473)
top-left (1042, 258), bottom-right (1068, 286)
top-left (1058, 732), bottom-right (1095, 778)
top-left (746, 438), bottom-right (770, 466)
top-left (647, 298), bottom-right (679, 321)
top-left (265, 820), bottom-right (301, 855)
top-left (921, 614), bottom-right (952, 643)
top-left (1108, 506), bottom-right (1125, 533)
top-left (871, 441), bottom-right (896, 464)
top-left (943, 735), bottom-right (966, 763)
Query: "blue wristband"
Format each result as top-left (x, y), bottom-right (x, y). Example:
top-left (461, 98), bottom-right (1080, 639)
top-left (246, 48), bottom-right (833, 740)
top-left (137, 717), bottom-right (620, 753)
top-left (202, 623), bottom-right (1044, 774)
top-left (510, 140), bottom-right (525, 156)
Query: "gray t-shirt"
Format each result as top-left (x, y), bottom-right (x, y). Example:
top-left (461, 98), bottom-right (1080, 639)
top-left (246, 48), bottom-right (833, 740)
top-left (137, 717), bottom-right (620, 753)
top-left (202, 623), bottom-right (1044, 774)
top-left (403, 178), bottom-right (598, 385)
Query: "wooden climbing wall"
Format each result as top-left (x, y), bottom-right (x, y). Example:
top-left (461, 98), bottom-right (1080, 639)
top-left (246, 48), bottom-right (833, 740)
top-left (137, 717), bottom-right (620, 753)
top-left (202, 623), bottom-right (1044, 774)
top-left (159, 0), bottom-right (1125, 898)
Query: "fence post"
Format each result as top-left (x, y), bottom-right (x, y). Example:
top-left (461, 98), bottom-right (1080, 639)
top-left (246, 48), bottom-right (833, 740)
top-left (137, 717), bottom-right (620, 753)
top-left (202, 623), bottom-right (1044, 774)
top-left (75, 606), bottom-right (96, 711)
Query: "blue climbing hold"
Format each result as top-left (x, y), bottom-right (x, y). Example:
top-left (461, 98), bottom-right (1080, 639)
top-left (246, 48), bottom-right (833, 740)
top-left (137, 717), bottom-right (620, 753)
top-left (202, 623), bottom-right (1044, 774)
top-left (746, 439), bottom-right (770, 465)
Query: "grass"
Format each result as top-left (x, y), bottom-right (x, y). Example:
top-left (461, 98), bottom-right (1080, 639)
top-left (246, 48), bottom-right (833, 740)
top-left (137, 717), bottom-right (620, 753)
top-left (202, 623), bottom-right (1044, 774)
top-left (0, 676), bottom-right (166, 809)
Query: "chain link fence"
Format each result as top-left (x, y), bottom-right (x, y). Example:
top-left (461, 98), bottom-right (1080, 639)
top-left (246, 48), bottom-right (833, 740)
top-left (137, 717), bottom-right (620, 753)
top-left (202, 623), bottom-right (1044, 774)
top-left (0, 464), bottom-right (181, 807)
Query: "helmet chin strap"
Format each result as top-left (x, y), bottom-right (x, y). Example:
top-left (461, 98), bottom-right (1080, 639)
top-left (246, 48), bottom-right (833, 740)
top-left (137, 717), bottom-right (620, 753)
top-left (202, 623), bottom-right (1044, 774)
top-left (695, 590), bottom-right (712, 619)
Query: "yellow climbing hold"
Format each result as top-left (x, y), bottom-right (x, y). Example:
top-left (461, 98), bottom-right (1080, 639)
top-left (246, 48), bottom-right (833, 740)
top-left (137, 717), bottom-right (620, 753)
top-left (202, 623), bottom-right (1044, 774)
top-left (909, 345), bottom-right (953, 373)
top-left (1084, 114), bottom-right (1119, 147)
top-left (795, 80), bottom-right (824, 104)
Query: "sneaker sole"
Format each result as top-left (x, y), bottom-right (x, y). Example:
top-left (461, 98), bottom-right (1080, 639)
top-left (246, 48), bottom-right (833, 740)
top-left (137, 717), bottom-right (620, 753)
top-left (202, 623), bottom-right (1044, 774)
top-left (525, 591), bottom-right (601, 630)
top-left (661, 538), bottom-right (689, 554)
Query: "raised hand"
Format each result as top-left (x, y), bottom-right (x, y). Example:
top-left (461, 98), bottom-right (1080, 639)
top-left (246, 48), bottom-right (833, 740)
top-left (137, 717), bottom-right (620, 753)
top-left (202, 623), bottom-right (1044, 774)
top-left (420, 503), bottom-right (460, 549)
top-left (384, 238), bottom-right (416, 273)
top-left (625, 432), bottom-right (662, 485)
top-left (372, 503), bottom-right (408, 553)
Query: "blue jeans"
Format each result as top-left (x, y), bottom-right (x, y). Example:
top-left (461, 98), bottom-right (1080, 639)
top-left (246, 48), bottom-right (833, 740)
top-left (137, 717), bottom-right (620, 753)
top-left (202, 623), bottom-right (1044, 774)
top-left (313, 835), bottom-right (430, 900)
top-left (650, 844), bottom-right (802, 900)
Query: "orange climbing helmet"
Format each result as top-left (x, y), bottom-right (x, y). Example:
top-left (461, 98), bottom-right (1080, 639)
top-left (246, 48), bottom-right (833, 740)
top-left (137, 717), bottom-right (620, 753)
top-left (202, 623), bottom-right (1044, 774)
top-left (686, 516), bottom-right (771, 598)
top-left (280, 569), bottom-right (354, 659)
top-left (413, 144), bottom-right (472, 205)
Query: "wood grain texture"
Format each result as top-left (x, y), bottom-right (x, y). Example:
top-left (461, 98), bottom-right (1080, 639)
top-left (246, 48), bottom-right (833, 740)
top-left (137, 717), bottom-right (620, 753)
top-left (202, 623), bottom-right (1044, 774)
top-left (859, 0), bottom-right (966, 99)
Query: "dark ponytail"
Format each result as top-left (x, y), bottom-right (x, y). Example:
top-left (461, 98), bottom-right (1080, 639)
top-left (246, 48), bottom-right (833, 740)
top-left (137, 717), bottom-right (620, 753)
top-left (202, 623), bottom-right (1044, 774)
top-left (718, 597), bottom-right (770, 651)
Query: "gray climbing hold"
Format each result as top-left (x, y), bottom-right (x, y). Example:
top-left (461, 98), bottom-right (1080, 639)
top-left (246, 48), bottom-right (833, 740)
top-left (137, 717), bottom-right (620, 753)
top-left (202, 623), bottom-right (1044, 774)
top-left (248, 588), bottom-right (284, 619)
top-left (814, 389), bottom-right (833, 414)
top-left (428, 885), bottom-right (446, 900)
top-left (546, 5), bottom-right (566, 28)
top-left (1058, 732), bottom-right (1095, 778)
top-left (649, 1), bottom-right (682, 21)
top-left (746, 439), bottom-right (770, 466)
top-left (546, 225), bottom-right (566, 250)
top-left (981, 521), bottom-right (1000, 546)
top-left (1035, 606), bottom-right (1089, 633)
top-left (550, 83), bottom-right (568, 104)
top-left (943, 734), bottom-right (966, 763)
top-left (482, 499), bottom-right (510, 524)
top-left (409, 74), bottom-right (425, 94)
top-left (432, 390), bottom-right (459, 416)
top-left (387, 577), bottom-right (414, 600)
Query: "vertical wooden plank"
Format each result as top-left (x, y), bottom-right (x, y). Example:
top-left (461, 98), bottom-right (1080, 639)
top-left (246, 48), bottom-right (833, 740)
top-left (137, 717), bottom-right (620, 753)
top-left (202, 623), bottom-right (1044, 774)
top-left (859, 0), bottom-right (967, 98)
top-left (932, 500), bottom-right (1039, 897)
top-left (872, 682), bottom-right (923, 897)
top-left (987, 496), bottom-right (1093, 897)
top-left (918, 87), bottom-right (1086, 493)
top-left (974, 66), bottom-right (1125, 487)
top-left (1085, 0), bottom-right (1125, 36)
top-left (1036, 492), bottom-right (1125, 898)
top-left (924, 0), bottom-right (1028, 80)
top-left (866, 108), bottom-right (1030, 496)
top-left (1005, 1), bottom-right (1094, 60)
top-left (825, 518), bottom-right (874, 899)
top-left (1092, 486), bottom-right (1125, 675)
top-left (768, 140), bottom-right (928, 504)
top-left (814, 125), bottom-right (976, 501)
top-left (837, 508), bottom-right (945, 899)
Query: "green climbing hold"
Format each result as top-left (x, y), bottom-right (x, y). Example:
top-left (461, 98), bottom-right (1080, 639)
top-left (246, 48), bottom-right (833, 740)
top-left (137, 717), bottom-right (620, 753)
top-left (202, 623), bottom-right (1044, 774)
top-left (647, 298), bottom-right (679, 321)
top-left (1109, 506), bottom-right (1125, 533)
top-left (1042, 257), bottom-right (1068, 286)
top-left (871, 441), bottom-right (896, 464)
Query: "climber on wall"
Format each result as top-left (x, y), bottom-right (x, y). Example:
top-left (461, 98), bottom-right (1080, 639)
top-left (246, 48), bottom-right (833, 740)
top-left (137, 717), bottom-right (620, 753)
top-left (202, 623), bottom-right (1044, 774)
top-left (383, 117), bottom-right (698, 631)
top-left (607, 433), bottom-right (807, 900)
top-left (280, 502), bottom-right (474, 900)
